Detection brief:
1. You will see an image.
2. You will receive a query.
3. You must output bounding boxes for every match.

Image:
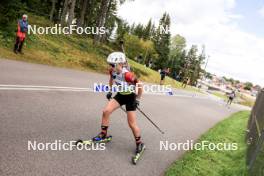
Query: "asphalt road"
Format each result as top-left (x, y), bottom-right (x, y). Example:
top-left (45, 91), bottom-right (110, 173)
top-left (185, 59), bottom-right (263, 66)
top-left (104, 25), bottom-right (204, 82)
top-left (0, 59), bottom-right (249, 176)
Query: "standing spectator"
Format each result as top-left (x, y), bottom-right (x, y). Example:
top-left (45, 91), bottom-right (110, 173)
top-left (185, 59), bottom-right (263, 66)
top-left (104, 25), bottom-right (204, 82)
top-left (172, 71), bottom-right (177, 80)
top-left (137, 54), bottom-right (143, 64)
top-left (182, 77), bottom-right (189, 88)
top-left (176, 71), bottom-right (182, 81)
top-left (148, 60), bottom-right (153, 68)
top-left (160, 67), bottom-right (170, 85)
top-left (14, 14), bottom-right (28, 54)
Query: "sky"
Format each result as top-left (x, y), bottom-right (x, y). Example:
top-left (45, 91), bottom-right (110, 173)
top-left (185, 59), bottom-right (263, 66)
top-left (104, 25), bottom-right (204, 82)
top-left (117, 0), bottom-right (264, 86)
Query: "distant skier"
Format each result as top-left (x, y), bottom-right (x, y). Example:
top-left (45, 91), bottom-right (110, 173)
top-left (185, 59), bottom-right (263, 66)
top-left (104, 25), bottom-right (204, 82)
top-left (92, 52), bottom-right (145, 157)
top-left (160, 67), bottom-right (170, 85)
top-left (14, 14), bottom-right (28, 54)
top-left (227, 90), bottom-right (236, 106)
top-left (181, 77), bottom-right (189, 88)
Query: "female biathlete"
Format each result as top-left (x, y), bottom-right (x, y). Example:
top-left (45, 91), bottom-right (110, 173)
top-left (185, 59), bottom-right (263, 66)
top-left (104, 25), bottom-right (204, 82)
top-left (92, 52), bottom-right (145, 155)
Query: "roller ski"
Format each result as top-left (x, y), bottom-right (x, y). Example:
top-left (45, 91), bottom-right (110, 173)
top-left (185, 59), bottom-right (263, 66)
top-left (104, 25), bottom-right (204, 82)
top-left (75, 133), bottom-right (112, 146)
top-left (132, 143), bottom-right (146, 165)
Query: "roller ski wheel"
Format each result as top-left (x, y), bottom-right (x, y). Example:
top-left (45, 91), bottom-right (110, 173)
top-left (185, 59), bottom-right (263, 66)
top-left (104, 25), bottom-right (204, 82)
top-left (132, 143), bottom-right (146, 165)
top-left (75, 135), bottom-right (112, 146)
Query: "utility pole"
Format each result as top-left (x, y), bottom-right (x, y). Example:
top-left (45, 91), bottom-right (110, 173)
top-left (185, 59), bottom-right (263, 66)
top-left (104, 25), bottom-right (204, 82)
top-left (204, 55), bottom-right (210, 71)
top-left (202, 55), bottom-right (210, 81)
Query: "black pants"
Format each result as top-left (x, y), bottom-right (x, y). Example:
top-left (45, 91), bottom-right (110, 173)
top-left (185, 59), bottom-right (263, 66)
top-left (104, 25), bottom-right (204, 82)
top-left (160, 74), bottom-right (165, 80)
top-left (14, 37), bottom-right (25, 52)
top-left (113, 93), bottom-right (137, 111)
top-left (227, 97), bottom-right (234, 105)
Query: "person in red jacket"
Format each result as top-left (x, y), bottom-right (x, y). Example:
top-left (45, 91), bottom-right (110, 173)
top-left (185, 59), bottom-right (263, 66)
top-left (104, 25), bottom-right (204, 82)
top-left (14, 14), bottom-right (28, 54)
top-left (92, 52), bottom-right (145, 156)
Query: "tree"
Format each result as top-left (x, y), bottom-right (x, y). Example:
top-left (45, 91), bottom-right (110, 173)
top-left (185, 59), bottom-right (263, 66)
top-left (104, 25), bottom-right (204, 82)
top-left (82, 0), bottom-right (101, 27)
top-left (60, 0), bottom-right (69, 24)
top-left (170, 34), bottom-right (186, 55)
top-left (142, 19), bottom-right (152, 40)
top-left (0, 0), bottom-right (24, 36)
top-left (53, 0), bottom-right (64, 23)
top-left (185, 45), bottom-right (198, 84)
top-left (101, 0), bottom-right (119, 42)
top-left (116, 18), bottom-right (130, 42)
top-left (132, 23), bottom-right (144, 38)
top-left (123, 33), bottom-right (157, 64)
top-left (60, 0), bottom-right (77, 25)
top-left (93, 0), bottom-right (111, 44)
top-left (205, 72), bottom-right (213, 79)
top-left (192, 46), bottom-right (205, 85)
top-left (153, 12), bottom-right (171, 69)
top-left (49, 0), bottom-right (57, 21)
top-left (67, 0), bottom-right (76, 26)
top-left (234, 80), bottom-right (240, 84)
top-left (168, 34), bottom-right (187, 79)
top-left (181, 45), bottom-right (205, 86)
top-left (78, 0), bottom-right (88, 27)
top-left (244, 82), bottom-right (253, 90)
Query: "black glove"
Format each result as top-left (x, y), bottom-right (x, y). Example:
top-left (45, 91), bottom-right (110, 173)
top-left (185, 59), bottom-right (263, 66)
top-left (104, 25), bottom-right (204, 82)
top-left (106, 92), bottom-right (112, 100)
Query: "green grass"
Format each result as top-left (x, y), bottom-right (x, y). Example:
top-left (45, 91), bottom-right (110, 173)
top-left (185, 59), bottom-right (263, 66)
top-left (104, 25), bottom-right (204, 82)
top-left (239, 100), bottom-right (255, 107)
top-left (166, 111), bottom-right (250, 176)
top-left (0, 13), bottom-right (197, 92)
top-left (212, 91), bottom-right (228, 101)
top-left (211, 91), bottom-right (255, 107)
top-left (237, 93), bottom-right (255, 107)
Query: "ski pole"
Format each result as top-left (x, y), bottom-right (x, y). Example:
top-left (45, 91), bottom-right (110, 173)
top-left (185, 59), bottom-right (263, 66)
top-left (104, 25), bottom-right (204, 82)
top-left (108, 97), bottom-right (164, 134)
top-left (136, 107), bottom-right (165, 134)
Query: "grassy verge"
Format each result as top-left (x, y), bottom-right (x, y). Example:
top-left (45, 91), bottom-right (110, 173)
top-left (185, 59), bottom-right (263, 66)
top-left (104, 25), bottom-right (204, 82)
top-left (166, 111), bottom-right (250, 176)
top-left (237, 93), bottom-right (255, 107)
top-left (210, 91), bottom-right (255, 107)
top-left (0, 14), bottom-right (197, 92)
top-left (212, 91), bottom-right (228, 101)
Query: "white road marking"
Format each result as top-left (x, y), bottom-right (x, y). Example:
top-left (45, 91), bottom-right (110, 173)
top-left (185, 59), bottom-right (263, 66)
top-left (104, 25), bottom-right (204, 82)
top-left (0, 84), bottom-right (92, 90)
top-left (0, 87), bottom-right (92, 91)
top-left (0, 84), bottom-right (210, 100)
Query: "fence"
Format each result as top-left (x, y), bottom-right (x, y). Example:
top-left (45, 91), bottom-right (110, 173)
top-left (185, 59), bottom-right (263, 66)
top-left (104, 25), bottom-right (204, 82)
top-left (246, 89), bottom-right (264, 176)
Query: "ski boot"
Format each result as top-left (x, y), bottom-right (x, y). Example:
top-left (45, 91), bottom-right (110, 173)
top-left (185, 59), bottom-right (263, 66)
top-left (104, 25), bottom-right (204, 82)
top-left (75, 133), bottom-right (112, 146)
top-left (132, 143), bottom-right (146, 165)
top-left (92, 132), bottom-right (112, 143)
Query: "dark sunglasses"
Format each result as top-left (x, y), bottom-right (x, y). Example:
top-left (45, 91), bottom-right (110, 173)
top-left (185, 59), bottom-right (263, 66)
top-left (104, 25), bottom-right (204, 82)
top-left (109, 64), bottom-right (116, 68)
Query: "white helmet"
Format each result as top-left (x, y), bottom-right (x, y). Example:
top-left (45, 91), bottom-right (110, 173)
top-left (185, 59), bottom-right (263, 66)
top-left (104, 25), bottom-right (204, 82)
top-left (107, 52), bottom-right (126, 64)
top-left (22, 14), bottom-right (28, 20)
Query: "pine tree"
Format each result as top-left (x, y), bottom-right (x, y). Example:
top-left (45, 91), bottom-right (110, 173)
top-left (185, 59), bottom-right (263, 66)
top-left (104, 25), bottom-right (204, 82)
top-left (153, 12), bottom-right (171, 69)
top-left (142, 19), bottom-right (152, 40)
top-left (133, 23), bottom-right (144, 38)
top-left (183, 45), bottom-right (205, 85)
